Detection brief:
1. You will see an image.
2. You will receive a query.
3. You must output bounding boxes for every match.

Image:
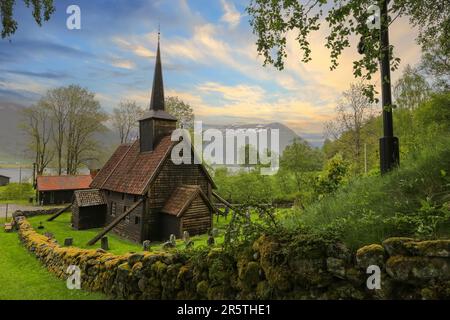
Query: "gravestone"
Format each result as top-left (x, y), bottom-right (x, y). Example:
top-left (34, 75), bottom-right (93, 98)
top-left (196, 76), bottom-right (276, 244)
top-left (183, 231), bottom-right (190, 243)
top-left (64, 237), bottom-right (73, 246)
top-left (207, 235), bottom-right (215, 246)
top-left (142, 240), bottom-right (151, 251)
top-left (169, 234), bottom-right (176, 246)
top-left (211, 228), bottom-right (219, 237)
top-left (38, 222), bottom-right (44, 230)
top-left (101, 236), bottom-right (109, 250)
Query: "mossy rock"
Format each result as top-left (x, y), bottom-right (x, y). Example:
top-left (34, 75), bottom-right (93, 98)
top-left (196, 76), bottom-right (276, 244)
top-left (196, 280), bottom-right (209, 298)
top-left (256, 280), bottom-right (272, 299)
top-left (404, 240), bottom-right (450, 258)
top-left (386, 256), bottom-right (450, 283)
top-left (128, 253), bottom-right (144, 266)
top-left (237, 261), bottom-right (261, 291)
top-left (382, 237), bottom-right (417, 256)
top-left (356, 244), bottom-right (385, 270)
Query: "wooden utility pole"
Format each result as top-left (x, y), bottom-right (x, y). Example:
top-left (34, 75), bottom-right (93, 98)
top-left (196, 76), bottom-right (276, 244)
top-left (379, 0), bottom-right (399, 173)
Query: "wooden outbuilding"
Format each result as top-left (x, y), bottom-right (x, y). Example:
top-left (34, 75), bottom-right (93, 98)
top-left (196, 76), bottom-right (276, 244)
top-left (0, 175), bottom-right (10, 186)
top-left (37, 175), bottom-right (92, 205)
top-left (72, 189), bottom-right (107, 230)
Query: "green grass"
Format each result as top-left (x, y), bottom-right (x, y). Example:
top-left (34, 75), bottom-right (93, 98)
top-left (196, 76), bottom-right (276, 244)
top-left (0, 218), bottom-right (105, 300)
top-left (282, 138), bottom-right (450, 249)
top-left (27, 212), bottom-right (232, 254)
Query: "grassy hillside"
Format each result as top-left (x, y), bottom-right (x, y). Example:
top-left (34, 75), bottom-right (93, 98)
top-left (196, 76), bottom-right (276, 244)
top-left (282, 137), bottom-right (450, 249)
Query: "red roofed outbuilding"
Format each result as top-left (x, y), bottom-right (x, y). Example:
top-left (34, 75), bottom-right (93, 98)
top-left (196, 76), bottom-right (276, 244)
top-left (37, 175), bottom-right (92, 205)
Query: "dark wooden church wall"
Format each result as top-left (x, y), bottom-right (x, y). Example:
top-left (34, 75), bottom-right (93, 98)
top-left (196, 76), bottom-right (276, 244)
top-left (148, 156), bottom-right (210, 210)
top-left (104, 191), bottom-right (144, 243)
top-left (181, 197), bottom-right (212, 236)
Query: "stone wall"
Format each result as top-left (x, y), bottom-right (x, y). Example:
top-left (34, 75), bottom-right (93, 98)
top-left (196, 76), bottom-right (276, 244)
top-left (12, 208), bottom-right (61, 219)
top-left (15, 216), bottom-right (450, 299)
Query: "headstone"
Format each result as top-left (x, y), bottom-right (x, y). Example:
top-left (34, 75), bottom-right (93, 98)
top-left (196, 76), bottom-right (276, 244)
top-left (38, 222), bottom-right (44, 230)
top-left (64, 237), bottom-right (73, 246)
top-left (142, 240), bottom-right (151, 251)
top-left (211, 228), bottom-right (219, 237)
top-left (101, 236), bottom-right (109, 250)
top-left (183, 231), bottom-right (190, 243)
top-left (207, 235), bottom-right (215, 246)
top-left (169, 234), bottom-right (176, 246)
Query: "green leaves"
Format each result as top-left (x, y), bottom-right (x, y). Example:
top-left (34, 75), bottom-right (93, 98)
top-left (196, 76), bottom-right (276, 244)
top-left (1, 0), bottom-right (55, 38)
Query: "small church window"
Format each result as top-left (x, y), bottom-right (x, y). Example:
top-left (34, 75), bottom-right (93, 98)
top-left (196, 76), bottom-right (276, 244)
top-left (135, 216), bottom-right (140, 225)
top-left (122, 193), bottom-right (125, 200)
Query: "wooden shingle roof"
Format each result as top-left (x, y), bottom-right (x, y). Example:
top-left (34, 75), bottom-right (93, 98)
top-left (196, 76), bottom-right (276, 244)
top-left (161, 185), bottom-right (215, 217)
top-left (90, 136), bottom-right (215, 195)
top-left (74, 189), bottom-right (106, 207)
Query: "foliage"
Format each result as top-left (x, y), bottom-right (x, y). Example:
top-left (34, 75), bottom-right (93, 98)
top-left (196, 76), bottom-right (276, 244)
top-left (315, 153), bottom-right (349, 197)
top-left (165, 96), bottom-right (195, 129)
top-left (21, 85), bottom-right (108, 175)
top-left (283, 136), bottom-right (450, 249)
top-left (1, 0), bottom-right (55, 38)
top-left (394, 64), bottom-right (431, 110)
top-left (247, 0), bottom-right (449, 101)
top-left (280, 138), bottom-right (323, 192)
top-left (0, 183), bottom-right (34, 201)
top-left (420, 37), bottom-right (450, 91)
top-left (112, 100), bottom-right (144, 144)
top-left (325, 83), bottom-right (377, 173)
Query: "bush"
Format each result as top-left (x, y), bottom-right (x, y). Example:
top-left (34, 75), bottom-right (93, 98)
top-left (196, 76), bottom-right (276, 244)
top-left (0, 183), bottom-right (34, 201)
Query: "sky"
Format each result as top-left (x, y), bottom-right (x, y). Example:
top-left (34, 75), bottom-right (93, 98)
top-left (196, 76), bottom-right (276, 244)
top-left (0, 0), bottom-right (422, 145)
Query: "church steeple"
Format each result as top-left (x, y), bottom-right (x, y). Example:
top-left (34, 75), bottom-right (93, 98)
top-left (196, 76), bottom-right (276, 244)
top-left (149, 29), bottom-right (165, 111)
top-left (139, 29), bottom-right (177, 153)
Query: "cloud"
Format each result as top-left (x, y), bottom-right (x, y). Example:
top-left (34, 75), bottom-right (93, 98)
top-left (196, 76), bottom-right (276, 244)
top-left (220, 0), bottom-right (241, 28)
top-left (110, 59), bottom-right (136, 70)
top-left (1, 69), bottom-right (68, 79)
top-left (112, 37), bottom-right (155, 58)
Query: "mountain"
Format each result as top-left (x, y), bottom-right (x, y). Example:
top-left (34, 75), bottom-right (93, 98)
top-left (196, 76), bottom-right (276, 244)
top-left (202, 122), bottom-right (303, 156)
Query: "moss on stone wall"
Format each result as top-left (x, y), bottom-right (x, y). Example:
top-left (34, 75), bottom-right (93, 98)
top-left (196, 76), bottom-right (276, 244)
top-left (15, 215), bottom-right (450, 300)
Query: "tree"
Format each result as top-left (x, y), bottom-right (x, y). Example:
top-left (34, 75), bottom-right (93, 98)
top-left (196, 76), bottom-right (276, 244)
top-left (165, 96), bottom-right (194, 129)
top-left (325, 83), bottom-right (376, 171)
top-left (1, 0), bottom-right (55, 38)
top-left (39, 85), bottom-right (107, 175)
top-left (280, 138), bottom-right (322, 192)
top-left (420, 37), bottom-right (450, 91)
top-left (246, 0), bottom-right (449, 100)
top-left (63, 87), bottom-right (107, 174)
top-left (112, 101), bottom-right (144, 144)
top-left (20, 103), bottom-right (53, 175)
top-left (394, 64), bottom-right (431, 110)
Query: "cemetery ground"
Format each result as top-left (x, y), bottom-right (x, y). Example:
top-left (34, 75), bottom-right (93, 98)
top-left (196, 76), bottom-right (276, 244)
top-left (26, 212), bottom-right (229, 254)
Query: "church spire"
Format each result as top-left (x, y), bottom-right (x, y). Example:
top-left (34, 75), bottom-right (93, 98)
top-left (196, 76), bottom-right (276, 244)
top-left (149, 27), bottom-right (165, 111)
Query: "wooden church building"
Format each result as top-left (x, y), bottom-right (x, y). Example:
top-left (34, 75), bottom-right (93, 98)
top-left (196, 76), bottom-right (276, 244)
top-left (73, 35), bottom-right (217, 243)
